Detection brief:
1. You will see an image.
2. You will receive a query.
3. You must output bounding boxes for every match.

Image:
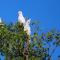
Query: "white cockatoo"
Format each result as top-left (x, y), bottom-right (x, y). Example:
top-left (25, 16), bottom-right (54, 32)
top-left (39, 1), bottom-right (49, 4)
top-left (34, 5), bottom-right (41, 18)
top-left (18, 11), bottom-right (31, 35)
top-left (18, 11), bottom-right (25, 25)
top-left (0, 18), bottom-right (4, 26)
top-left (24, 19), bottom-right (31, 35)
top-left (0, 18), bottom-right (2, 23)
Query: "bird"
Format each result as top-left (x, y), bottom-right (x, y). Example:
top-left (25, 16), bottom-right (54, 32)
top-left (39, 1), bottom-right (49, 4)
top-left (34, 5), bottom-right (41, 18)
top-left (24, 19), bottom-right (31, 35)
top-left (0, 17), bottom-right (4, 26)
top-left (0, 18), bottom-right (2, 23)
top-left (18, 11), bottom-right (31, 35)
top-left (18, 11), bottom-right (25, 25)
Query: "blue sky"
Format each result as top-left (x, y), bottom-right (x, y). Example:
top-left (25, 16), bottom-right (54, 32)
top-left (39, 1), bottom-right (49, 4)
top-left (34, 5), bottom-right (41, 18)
top-left (0, 0), bottom-right (60, 60)
top-left (0, 0), bottom-right (60, 30)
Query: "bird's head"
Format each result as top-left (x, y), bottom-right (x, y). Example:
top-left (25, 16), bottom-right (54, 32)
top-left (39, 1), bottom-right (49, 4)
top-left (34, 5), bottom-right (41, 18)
top-left (18, 11), bottom-right (22, 15)
top-left (26, 19), bottom-right (31, 25)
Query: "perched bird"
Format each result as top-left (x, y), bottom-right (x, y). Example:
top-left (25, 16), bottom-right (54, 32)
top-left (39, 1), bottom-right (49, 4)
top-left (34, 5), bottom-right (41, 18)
top-left (24, 19), bottom-right (31, 35)
top-left (0, 18), bottom-right (4, 26)
top-left (18, 11), bottom-right (25, 25)
top-left (0, 18), bottom-right (2, 23)
top-left (18, 11), bottom-right (31, 35)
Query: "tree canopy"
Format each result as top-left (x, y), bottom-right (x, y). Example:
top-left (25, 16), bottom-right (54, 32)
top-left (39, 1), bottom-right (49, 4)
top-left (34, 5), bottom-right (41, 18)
top-left (0, 21), bottom-right (60, 60)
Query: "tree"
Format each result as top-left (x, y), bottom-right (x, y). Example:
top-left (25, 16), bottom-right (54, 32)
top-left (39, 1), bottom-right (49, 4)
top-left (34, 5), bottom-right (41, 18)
top-left (0, 19), bottom-right (60, 60)
top-left (0, 22), bottom-right (27, 60)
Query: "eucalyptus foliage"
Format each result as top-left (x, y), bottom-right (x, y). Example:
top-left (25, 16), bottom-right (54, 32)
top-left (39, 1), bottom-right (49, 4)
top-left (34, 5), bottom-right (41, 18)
top-left (0, 22), bottom-right (60, 60)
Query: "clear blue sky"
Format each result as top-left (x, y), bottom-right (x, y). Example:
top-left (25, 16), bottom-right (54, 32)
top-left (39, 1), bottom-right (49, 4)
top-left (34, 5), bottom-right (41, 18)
top-left (0, 0), bottom-right (60, 60)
